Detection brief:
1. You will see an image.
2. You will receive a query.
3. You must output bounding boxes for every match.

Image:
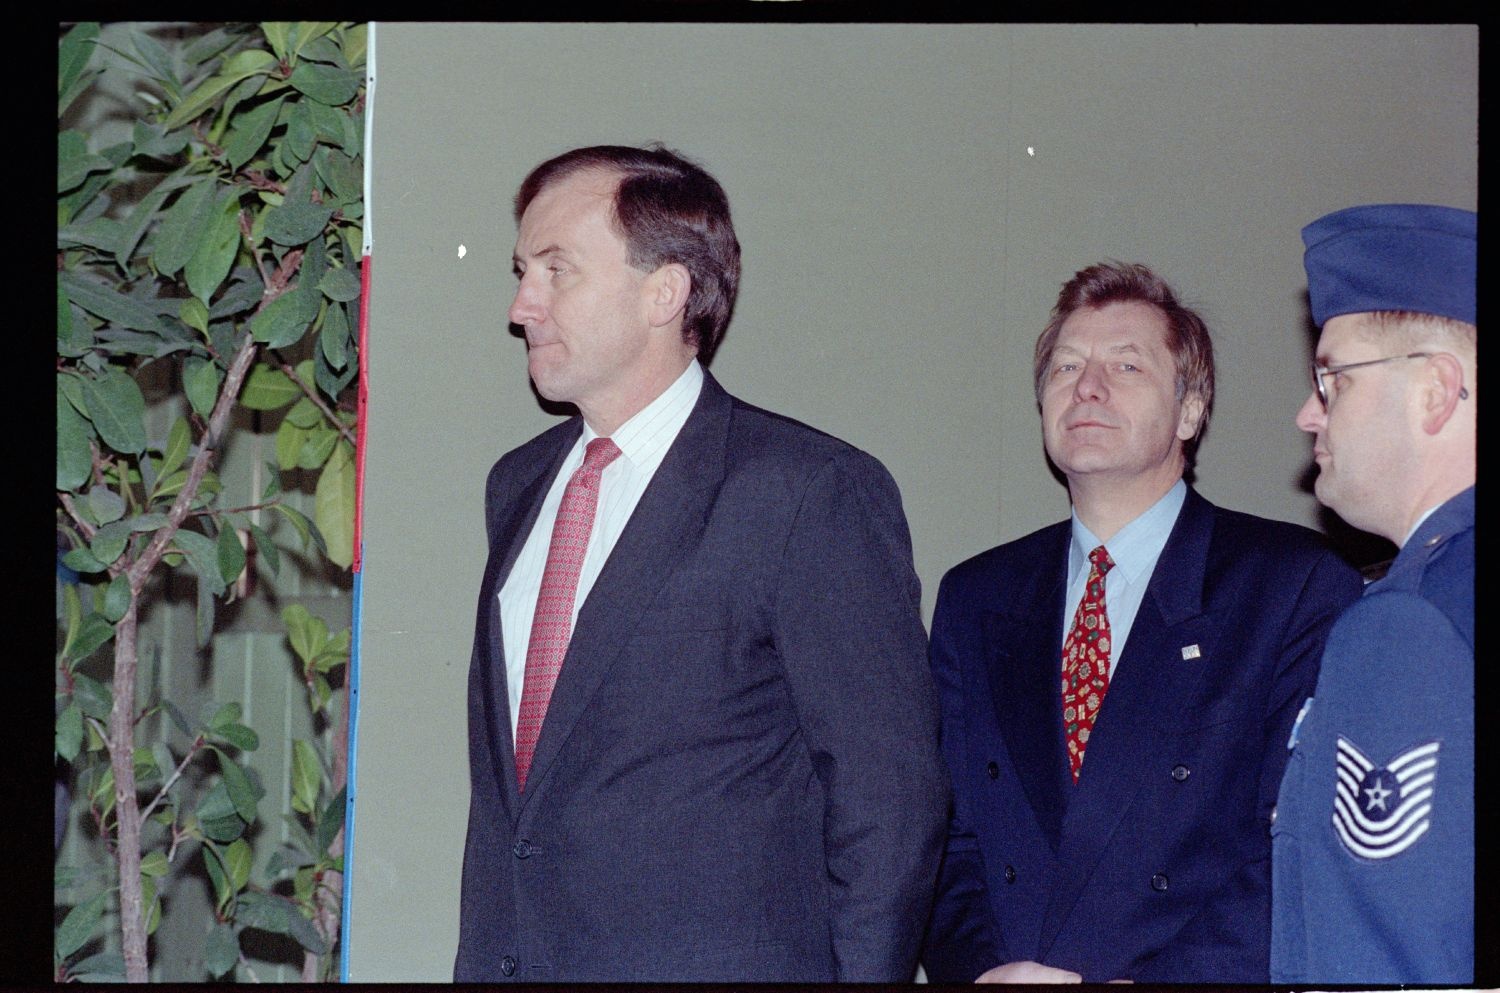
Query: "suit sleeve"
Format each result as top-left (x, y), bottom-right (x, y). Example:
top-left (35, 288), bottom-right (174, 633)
top-left (920, 569), bottom-right (1009, 982)
top-left (770, 451), bottom-right (949, 982)
top-left (1139, 547), bottom-right (1362, 982)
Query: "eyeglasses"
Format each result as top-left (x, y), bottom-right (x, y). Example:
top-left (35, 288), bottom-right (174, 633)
top-left (1310, 351), bottom-right (1463, 409)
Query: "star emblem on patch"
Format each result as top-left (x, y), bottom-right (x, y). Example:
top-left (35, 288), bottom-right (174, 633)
top-left (1332, 737), bottom-right (1439, 861)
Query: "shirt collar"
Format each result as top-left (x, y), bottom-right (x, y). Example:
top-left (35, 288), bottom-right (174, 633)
top-left (1070, 478), bottom-right (1187, 584)
top-left (581, 359), bottom-right (704, 466)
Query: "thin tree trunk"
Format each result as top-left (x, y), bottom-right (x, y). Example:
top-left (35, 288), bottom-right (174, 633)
top-left (109, 599), bottom-right (149, 982)
top-left (300, 688), bottom-right (349, 982)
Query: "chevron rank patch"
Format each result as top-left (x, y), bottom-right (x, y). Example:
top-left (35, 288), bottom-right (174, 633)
top-left (1332, 736), bottom-right (1439, 860)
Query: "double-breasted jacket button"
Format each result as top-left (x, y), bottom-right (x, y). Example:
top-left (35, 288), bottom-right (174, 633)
top-left (986, 761), bottom-right (1000, 779)
top-left (513, 839), bottom-right (532, 859)
top-left (1150, 873), bottom-right (1169, 892)
top-left (500, 955), bottom-right (517, 976)
top-left (1004, 865), bottom-right (1017, 884)
top-left (1170, 764), bottom-right (1191, 782)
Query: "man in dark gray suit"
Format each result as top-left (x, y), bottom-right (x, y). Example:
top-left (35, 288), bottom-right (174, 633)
top-left (455, 144), bottom-right (947, 983)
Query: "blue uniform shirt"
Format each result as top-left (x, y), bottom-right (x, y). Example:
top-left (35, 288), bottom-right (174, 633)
top-left (1271, 486), bottom-right (1474, 983)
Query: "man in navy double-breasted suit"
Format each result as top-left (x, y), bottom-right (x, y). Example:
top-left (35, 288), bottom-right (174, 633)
top-left (454, 145), bottom-right (947, 983)
top-left (921, 262), bottom-right (1362, 983)
top-left (1273, 204), bottom-right (1476, 984)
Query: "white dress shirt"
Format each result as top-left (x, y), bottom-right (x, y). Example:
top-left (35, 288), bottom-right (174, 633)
top-left (499, 360), bottom-right (704, 739)
top-left (1062, 479), bottom-right (1187, 676)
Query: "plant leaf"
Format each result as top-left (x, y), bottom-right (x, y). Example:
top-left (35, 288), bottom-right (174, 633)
top-left (262, 198), bottom-right (335, 248)
top-left (66, 614), bottom-right (117, 665)
top-left (59, 271), bottom-right (165, 335)
top-left (72, 672), bottom-right (114, 721)
top-left (316, 784), bottom-right (347, 856)
top-left (185, 189), bottom-right (245, 305)
top-left (56, 702), bottom-right (84, 762)
top-left (204, 921), bottom-right (239, 978)
top-left (274, 417), bottom-right (308, 471)
top-left (65, 951), bottom-right (125, 982)
top-left (162, 49), bottom-right (277, 131)
top-left (151, 181), bottom-right (217, 277)
top-left (224, 94), bottom-right (286, 172)
top-left (225, 837), bottom-right (253, 892)
top-left (217, 522), bottom-right (247, 586)
top-left (158, 417), bottom-right (192, 484)
top-left (82, 367), bottom-right (148, 456)
top-left (319, 297), bottom-right (350, 370)
top-left (287, 61), bottom-right (362, 105)
top-left (297, 422), bottom-right (339, 471)
top-left (317, 264), bottom-right (361, 303)
top-left (216, 749), bottom-right (263, 822)
top-left (139, 850), bottom-right (170, 878)
top-left (87, 483), bottom-right (126, 525)
top-left (201, 840), bottom-right (233, 913)
top-left (55, 890), bottom-right (109, 960)
top-left (314, 440), bottom-right (356, 568)
top-left (171, 528), bottom-right (227, 596)
top-left (215, 722), bottom-right (260, 752)
top-left (273, 503), bottom-right (326, 556)
top-left (57, 385), bottom-right (94, 491)
top-left (239, 362), bottom-right (301, 410)
top-left (248, 290), bottom-right (312, 349)
top-left (291, 739), bottom-right (321, 815)
top-left (182, 355), bottom-right (224, 419)
top-left (247, 521), bottom-right (280, 577)
top-left (58, 23), bottom-right (101, 108)
top-left (99, 573), bottom-right (132, 623)
top-left (283, 395), bottom-right (323, 429)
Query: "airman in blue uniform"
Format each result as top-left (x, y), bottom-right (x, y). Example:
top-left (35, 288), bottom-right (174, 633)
top-left (1271, 203), bottom-right (1476, 984)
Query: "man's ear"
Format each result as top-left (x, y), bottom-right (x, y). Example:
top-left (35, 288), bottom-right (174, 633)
top-left (1419, 352), bottom-right (1469, 435)
top-left (645, 263), bottom-right (691, 329)
top-left (1176, 392), bottom-right (1206, 442)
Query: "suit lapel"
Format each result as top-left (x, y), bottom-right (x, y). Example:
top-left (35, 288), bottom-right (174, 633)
top-left (518, 375), bottom-right (732, 810)
top-left (475, 428), bottom-right (579, 824)
top-left (1038, 489), bottom-right (1219, 957)
top-left (984, 525), bottom-right (1072, 854)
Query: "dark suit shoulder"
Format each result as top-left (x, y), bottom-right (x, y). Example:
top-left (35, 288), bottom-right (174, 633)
top-left (1205, 504), bottom-right (1341, 562)
top-left (723, 395), bottom-right (894, 482)
top-left (940, 519), bottom-right (1071, 592)
top-left (481, 417), bottom-right (581, 532)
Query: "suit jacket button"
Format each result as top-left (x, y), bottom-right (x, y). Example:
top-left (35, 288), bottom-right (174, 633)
top-left (1150, 872), bottom-right (1169, 892)
top-left (986, 761), bottom-right (1000, 779)
top-left (1004, 865), bottom-right (1016, 884)
top-left (1171, 764), bottom-right (1190, 782)
top-left (500, 955), bottom-right (517, 976)
top-left (513, 839), bottom-right (532, 859)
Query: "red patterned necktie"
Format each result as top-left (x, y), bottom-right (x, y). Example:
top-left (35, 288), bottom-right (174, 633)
top-left (1062, 545), bottom-right (1114, 783)
top-left (515, 437), bottom-right (622, 790)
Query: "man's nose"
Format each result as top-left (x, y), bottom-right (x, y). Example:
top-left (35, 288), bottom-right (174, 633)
top-left (509, 278), bottom-right (543, 327)
top-left (1294, 391), bottom-right (1325, 434)
top-left (1073, 362), bottom-right (1107, 402)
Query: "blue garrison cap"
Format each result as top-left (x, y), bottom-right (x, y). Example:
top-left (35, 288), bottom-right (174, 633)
top-left (1301, 203), bottom-right (1476, 327)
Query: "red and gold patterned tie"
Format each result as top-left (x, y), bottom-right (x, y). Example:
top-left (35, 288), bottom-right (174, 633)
top-left (514, 437), bottom-right (622, 790)
top-left (1062, 545), bottom-right (1114, 783)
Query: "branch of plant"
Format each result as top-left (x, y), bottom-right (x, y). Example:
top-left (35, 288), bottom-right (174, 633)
top-left (237, 950), bottom-right (263, 983)
top-left (269, 350), bottom-right (356, 446)
top-left (139, 734), bottom-right (205, 825)
top-left (58, 492), bottom-right (98, 541)
top-left (188, 500), bottom-right (281, 518)
top-left (240, 210), bottom-right (273, 288)
top-left (125, 251), bottom-right (300, 593)
top-left (90, 439), bottom-right (108, 488)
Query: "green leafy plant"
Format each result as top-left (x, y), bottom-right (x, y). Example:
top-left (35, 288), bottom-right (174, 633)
top-left (56, 22), bottom-right (363, 982)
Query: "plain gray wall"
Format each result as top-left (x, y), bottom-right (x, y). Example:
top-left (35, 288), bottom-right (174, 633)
top-left (350, 23), bottom-right (1476, 980)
